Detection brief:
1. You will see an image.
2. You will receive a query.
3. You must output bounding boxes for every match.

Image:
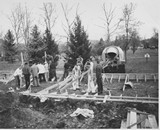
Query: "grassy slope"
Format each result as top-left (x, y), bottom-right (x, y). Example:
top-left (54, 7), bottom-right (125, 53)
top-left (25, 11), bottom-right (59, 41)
top-left (125, 49), bottom-right (158, 73)
top-left (0, 48), bottom-right (158, 73)
top-left (0, 49), bottom-right (158, 129)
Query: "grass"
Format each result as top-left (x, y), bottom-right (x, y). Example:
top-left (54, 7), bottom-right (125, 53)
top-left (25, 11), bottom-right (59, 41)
top-left (0, 48), bottom-right (158, 95)
top-left (0, 48), bottom-right (158, 73)
top-left (0, 48), bottom-right (158, 129)
top-left (125, 49), bottom-right (158, 73)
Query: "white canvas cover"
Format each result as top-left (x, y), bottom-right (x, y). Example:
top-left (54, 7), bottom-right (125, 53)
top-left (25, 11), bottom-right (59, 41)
top-left (102, 46), bottom-right (125, 62)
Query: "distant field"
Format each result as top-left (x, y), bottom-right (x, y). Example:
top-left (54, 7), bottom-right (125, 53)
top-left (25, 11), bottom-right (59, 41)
top-left (125, 49), bottom-right (158, 73)
top-left (0, 48), bottom-right (158, 73)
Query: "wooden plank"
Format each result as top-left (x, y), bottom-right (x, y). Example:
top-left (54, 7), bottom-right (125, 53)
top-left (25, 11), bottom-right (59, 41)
top-left (153, 74), bottom-right (156, 82)
top-left (105, 74), bottom-right (112, 80)
top-left (37, 83), bottom-right (59, 94)
top-left (148, 114), bottom-right (158, 128)
top-left (102, 74), bottom-right (108, 83)
top-left (20, 92), bottom-right (158, 104)
top-left (129, 109), bottom-right (137, 129)
top-left (144, 74), bottom-right (147, 82)
top-left (140, 114), bottom-right (148, 128)
top-left (120, 119), bottom-right (127, 129)
top-left (137, 114), bottom-right (141, 128)
top-left (126, 111), bottom-right (130, 127)
top-left (112, 74), bottom-right (119, 80)
top-left (127, 73), bottom-right (135, 81)
top-left (137, 73), bottom-right (145, 81)
top-left (144, 118), bottom-right (151, 128)
top-left (127, 114), bottom-right (147, 129)
top-left (136, 74), bottom-right (139, 82)
top-left (122, 75), bottom-right (128, 91)
top-left (118, 74), bottom-right (121, 82)
top-left (119, 74), bottom-right (126, 80)
top-left (110, 74), bottom-right (113, 83)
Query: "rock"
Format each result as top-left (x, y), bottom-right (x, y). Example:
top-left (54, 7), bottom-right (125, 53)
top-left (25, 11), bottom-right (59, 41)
top-left (56, 121), bottom-right (65, 128)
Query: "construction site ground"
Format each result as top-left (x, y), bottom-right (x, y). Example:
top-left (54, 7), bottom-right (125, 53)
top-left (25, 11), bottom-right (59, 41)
top-left (0, 75), bottom-right (158, 128)
top-left (0, 49), bottom-right (158, 128)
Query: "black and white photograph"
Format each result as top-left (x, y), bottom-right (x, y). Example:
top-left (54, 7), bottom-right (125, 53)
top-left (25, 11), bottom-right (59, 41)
top-left (0, 0), bottom-right (159, 129)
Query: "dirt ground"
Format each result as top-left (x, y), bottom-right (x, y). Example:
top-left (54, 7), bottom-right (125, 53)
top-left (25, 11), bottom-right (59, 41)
top-left (0, 77), bottom-right (158, 128)
top-left (0, 91), bottom-right (158, 129)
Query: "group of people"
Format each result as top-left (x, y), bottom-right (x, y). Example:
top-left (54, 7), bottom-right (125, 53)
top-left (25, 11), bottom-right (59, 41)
top-left (84, 57), bottom-right (103, 95)
top-left (14, 59), bottom-right (57, 90)
top-left (14, 55), bottom-right (104, 95)
top-left (62, 56), bottom-right (103, 95)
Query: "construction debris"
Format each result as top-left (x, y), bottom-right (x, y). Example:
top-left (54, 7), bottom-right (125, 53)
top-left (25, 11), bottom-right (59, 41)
top-left (70, 108), bottom-right (94, 118)
top-left (120, 107), bottom-right (158, 129)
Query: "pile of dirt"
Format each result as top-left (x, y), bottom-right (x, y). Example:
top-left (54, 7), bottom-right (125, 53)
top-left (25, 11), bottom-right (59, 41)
top-left (0, 91), bottom-right (158, 128)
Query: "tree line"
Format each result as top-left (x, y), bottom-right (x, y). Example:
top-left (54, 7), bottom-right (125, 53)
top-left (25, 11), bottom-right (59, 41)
top-left (0, 2), bottom-right (158, 67)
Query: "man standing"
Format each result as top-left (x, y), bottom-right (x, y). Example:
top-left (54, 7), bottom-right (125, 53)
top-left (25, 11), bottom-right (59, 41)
top-left (49, 60), bottom-right (58, 82)
top-left (87, 58), bottom-right (94, 93)
top-left (22, 62), bottom-right (31, 90)
top-left (31, 61), bottom-right (39, 87)
top-left (62, 60), bottom-right (69, 80)
top-left (96, 59), bottom-right (103, 95)
top-left (44, 61), bottom-right (49, 82)
top-left (37, 62), bottom-right (46, 83)
top-left (13, 65), bottom-right (23, 90)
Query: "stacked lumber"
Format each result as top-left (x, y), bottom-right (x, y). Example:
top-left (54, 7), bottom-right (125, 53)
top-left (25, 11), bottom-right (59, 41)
top-left (120, 108), bottom-right (158, 129)
top-left (19, 92), bottom-right (158, 104)
top-left (102, 73), bottom-right (158, 83)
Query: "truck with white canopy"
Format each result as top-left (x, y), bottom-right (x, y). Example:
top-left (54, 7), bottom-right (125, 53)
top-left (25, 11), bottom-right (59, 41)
top-left (102, 46), bottom-right (125, 73)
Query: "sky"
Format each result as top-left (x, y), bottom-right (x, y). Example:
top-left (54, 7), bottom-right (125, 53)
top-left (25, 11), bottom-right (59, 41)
top-left (0, 0), bottom-right (159, 42)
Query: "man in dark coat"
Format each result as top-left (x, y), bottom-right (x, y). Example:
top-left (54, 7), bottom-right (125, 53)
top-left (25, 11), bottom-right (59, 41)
top-left (22, 62), bottom-right (31, 90)
top-left (62, 60), bottom-right (70, 80)
top-left (49, 60), bottom-right (57, 82)
top-left (95, 60), bottom-right (103, 95)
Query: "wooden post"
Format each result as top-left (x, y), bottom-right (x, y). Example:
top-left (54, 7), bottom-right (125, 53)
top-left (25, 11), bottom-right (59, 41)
top-left (136, 74), bottom-right (139, 82)
top-left (44, 51), bottom-right (47, 62)
top-left (118, 74), bottom-right (121, 82)
top-left (123, 74), bottom-right (128, 91)
top-left (127, 109), bottom-right (137, 129)
top-left (144, 74), bottom-right (147, 82)
top-left (153, 75), bottom-right (156, 82)
top-left (148, 114), bottom-right (158, 128)
top-left (127, 74), bottom-right (130, 82)
top-left (110, 74), bottom-right (113, 83)
top-left (21, 52), bottom-right (24, 65)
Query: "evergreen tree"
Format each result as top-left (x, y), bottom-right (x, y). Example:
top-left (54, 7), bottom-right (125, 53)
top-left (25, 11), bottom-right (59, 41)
top-left (27, 25), bottom-right (45, 62)
top-left (43, 28), bottom-right (59, 63)
top-left (3, 30), bottom-right (17, 62)
top-left (67, 15), bottom-right (91, 68)
top-left (93, 38), bottom-right (105, 56)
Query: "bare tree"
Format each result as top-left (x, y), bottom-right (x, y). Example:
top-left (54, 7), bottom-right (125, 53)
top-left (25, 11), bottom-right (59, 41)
top-left (61, 3), bottom-right (79, 39)
top-left (41, 3), bottom-right (57, 32)
top-left (21, 5), bottom-right (32, 46)
top-left (121, 3), bottom-right (140, 61)
top-left (8, 4), bottom-right (23, 44)
top-left (101, 3), bottom-right (122, 43)
top-left (0, 31), bottom-right (3, 39)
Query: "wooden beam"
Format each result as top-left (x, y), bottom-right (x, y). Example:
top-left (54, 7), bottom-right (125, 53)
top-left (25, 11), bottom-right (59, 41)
top-left (148, 114), bottom-right (158, 128)
top-left (110, 74), bottom-right (113, 83)
top-left (20, 92), bottom-right (158, 104)
top-left (128, 109), bottom-right (137, 129)
top-left (118, 74), bottom-right (121, 82)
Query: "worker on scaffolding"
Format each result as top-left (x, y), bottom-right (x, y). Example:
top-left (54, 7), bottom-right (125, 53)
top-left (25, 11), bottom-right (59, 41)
top-left (95, 59), bottom-right (103, 95)
top-left (13, 65), bottom-right (23, 90)
top-left (72, 62), bottom-right (81, 90)
top-left (84, 57), bottom-right (96, 94)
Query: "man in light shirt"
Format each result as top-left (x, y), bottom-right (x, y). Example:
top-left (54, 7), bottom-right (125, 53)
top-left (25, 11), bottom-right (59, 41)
top-left (44, 61), bottom-right (49, 82)
top-left (13, 65), bottom-right (23, 90)
top-left (31, 61), bottom-right (39, 87)
top-left (37, 62), bottom-right (46, 83)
